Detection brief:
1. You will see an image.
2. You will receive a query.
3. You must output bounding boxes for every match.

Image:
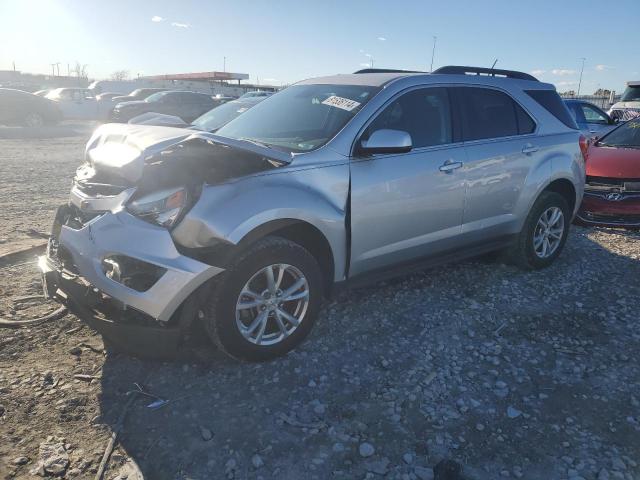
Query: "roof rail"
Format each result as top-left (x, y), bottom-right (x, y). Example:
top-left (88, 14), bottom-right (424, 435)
top-left (353, 68), bottom-right (424, 74)
top-left (432, 65), bottom-right (539, 82)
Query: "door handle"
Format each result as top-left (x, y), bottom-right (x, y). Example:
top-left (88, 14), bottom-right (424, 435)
top-left (439, 160), bottom-right (463, 173)
top-left (522, 144), bottom-right (539, 154)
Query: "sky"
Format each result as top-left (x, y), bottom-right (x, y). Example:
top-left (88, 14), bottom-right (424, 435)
top-left (1, 0), bottom-right (639, 94)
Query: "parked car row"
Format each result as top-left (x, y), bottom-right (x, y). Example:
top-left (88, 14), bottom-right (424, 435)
top-left (0, 85), bottom-right (273, 125)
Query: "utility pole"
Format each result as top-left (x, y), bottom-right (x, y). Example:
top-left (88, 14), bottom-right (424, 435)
top-left (430, 36), bottom-right (437, 72)
top-left (67, 63), bottom-right (70, 76)
top-left (577, 57), bottom-right (586, 97)
top-left (55, 63), bottom-right (60, 76)
top-left (50, 63), bottom-right (56, 76)
top-left (223, 56), bottom-right (226, 72)
top-left (12, 61), bottom-right (16, 71)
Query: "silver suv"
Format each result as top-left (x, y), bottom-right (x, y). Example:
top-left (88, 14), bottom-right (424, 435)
top-left (40, 66), bottom-right (586, 361)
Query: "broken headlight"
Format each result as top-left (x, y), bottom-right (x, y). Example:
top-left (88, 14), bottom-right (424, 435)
top-left (126, 187), bottom-right (188, 228)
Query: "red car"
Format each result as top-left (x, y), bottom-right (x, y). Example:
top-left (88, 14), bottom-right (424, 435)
top-left (577, 118), bottom-right (640, 227)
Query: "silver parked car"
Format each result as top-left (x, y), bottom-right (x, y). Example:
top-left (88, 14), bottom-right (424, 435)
top-left (40, 66), bottom-right (586, 361)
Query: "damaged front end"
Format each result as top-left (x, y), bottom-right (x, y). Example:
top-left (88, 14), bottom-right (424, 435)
top-left (40, 123), bottom-right (290, 356)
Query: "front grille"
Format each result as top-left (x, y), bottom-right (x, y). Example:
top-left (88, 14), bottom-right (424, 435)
top-left (585, 176), bottom-right (640, 193)
top-left (610, 108), bottom-right (640, 122)
top-left (65, 203), bottom-right (103, 229)
top-left (75, 179), bottom-right (129, 197)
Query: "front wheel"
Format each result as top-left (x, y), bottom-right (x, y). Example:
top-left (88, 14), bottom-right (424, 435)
top-left (203, 236), bottom-right (324, 361)
top-left (508, 191), bottom-right (571, 270)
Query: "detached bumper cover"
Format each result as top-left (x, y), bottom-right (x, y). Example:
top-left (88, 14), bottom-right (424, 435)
top-left (577, 191), bottom-right (640, 226)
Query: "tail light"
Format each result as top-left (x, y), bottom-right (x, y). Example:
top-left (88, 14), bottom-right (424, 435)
top-left (579, 135), bottom-right (589, 162)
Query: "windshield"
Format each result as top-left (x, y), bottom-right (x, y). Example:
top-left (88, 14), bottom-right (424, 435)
top-left (145, 92), bottom-right (169, 102)
top-left (597, 119), bottom-right (640, 148)
top-left (192, 101), bottom-right (257, 131)
top-left (216, 84), bottom-right (380, 153)
top-left (621, 86), bottom-right (640, 102)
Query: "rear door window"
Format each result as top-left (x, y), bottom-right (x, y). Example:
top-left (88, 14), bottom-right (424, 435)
top-left (457, 87), bottom-right (533, 141)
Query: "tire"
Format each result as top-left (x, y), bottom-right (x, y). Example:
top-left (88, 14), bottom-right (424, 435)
top-left (23, 112), bottom-right (44, 128)
top-left (203, 236), bottom-right (324, 361)
top-left (507, 191), bottom-right (571, 270)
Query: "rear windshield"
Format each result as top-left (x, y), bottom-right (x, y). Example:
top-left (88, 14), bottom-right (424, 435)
top-left (525, 89), bottom-right (578, 129)
top-left (597, 119), bottom-right (640, 149)
top-left (216, 84), bottom-right (380, 153)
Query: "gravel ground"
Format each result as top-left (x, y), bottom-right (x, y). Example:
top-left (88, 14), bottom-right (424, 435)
top-left (1, 125), bottom-right (639, 480)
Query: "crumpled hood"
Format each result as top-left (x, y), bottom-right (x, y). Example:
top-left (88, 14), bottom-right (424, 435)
top-left (586, 144), bottom-right (640, 179)
top-left (84, 123), bottom-right (292, 184)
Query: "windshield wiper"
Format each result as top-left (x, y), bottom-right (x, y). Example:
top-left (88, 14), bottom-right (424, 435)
top-left (238, 137), bottom-right (273, 149)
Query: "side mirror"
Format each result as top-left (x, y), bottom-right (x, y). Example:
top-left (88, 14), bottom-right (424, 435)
top-left (610, 116), bottom-right (619, 125)
top-left (358, 129), bottom-right (412, 155)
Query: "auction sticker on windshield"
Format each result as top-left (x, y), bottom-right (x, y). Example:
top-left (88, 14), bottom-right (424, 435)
top-left (322, 95), bottom-right (361, 112)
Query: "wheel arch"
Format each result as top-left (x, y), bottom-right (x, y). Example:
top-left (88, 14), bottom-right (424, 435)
top-left (543, 178), bottom-right (577, 213)
top-left (235, 219), bottom-right (336, 296)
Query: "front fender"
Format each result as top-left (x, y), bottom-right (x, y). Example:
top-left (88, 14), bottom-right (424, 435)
top-left (172, 164), bottom-right (350, 280)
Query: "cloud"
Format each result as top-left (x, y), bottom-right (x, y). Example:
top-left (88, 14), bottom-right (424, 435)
top-left (595, 64), bottom-right (613, 71)
top-left (365, 53), bottom-right (373, 58)
top-left (359, 63), bottom-right (371, 67)
top-left (171, 22), bottom-right (191, 28)
top-left (556, 80), bottom-right (578, 87)
top-left (530, 69), bottom-right (545, 76)
top-left (551, 69), bottom-right (577, 76)
top-left (378, 36), bottom-right (386, 41)
top-left (262, 78), bottom-right (278, 83)
top-left (151, 16), bottom-right (164, 22)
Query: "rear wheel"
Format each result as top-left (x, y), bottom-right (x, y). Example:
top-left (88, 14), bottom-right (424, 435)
top-left (508, 191), bottom-right (571, 270)
top-left (23, 112), bottom-right (44, 128)
top-left (203, 236), bottom-right (323, 361)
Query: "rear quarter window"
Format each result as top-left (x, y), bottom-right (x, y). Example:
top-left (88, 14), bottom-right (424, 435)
top-left (525, 89), bottom-right (578, 129)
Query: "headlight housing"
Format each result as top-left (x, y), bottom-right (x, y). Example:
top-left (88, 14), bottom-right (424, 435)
top-left (126, 187), bottom-right (188, 228)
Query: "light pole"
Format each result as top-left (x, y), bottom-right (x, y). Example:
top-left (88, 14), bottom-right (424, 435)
top-left (430, 36), bottom-right (437, 72)
top-left (223, 56), bottom-right (226, 72)
top-left (577, 57), bottom-right (586, 96)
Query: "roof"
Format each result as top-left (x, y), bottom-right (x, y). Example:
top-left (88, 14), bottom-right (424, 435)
top-left (296, 72), bottom-right (420, 87)
top-left (296, 66), bottom-right (545, 89)
top-left (628, 81), bottom-right (640, 87)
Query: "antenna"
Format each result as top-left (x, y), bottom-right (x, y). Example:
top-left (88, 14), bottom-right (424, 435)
top-left (490, 58), bottom-right (498, 70)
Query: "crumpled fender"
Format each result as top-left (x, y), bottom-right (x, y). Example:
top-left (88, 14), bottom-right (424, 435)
top-left (171, 163), bottom-right (350, 280)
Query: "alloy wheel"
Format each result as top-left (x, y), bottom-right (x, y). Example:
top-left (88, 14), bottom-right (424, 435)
top-left (24, 112), bottom-right (44, 128)
top-left (235, 263), bottom-right (310, 346)
top-left (533, 206), bottom-right (564, 258)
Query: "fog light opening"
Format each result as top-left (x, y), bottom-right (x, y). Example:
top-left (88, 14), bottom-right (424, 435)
top-left (102, 255), bottom-right (166, 292)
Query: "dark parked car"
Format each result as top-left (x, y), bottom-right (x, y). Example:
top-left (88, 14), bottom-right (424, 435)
top-left (110, 90), bottom-right (221, 123)
top-left (0, 88), bottom-right (62, 127)
top-left (111, 88), bottom-right (168, 103)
